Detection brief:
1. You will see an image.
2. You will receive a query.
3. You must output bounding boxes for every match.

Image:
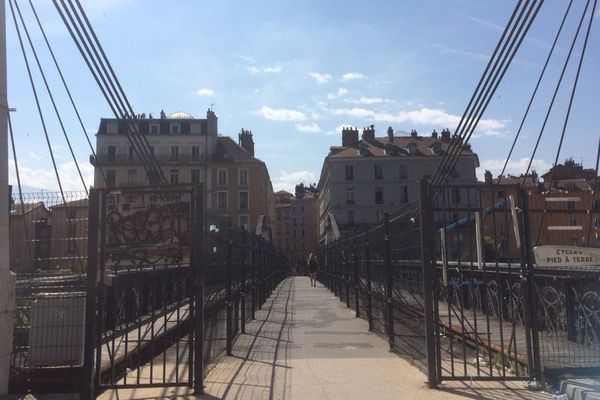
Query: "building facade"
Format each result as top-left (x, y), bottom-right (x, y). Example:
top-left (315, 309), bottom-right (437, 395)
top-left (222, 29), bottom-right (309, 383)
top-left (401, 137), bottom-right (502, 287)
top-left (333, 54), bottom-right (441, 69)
top-left (273, 184), bottom-right (319, 272)
top-left (317, 125), bottom-right (479, 241)
top-left (210, 129), bottom-right (274, 237)
top-left (91, 111), bottom-right (274, 234)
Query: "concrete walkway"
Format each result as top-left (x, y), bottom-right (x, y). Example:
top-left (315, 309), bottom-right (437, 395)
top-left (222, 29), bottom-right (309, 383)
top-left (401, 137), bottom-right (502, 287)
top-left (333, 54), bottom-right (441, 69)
top-left (5, 277), bottom-right (551, 400)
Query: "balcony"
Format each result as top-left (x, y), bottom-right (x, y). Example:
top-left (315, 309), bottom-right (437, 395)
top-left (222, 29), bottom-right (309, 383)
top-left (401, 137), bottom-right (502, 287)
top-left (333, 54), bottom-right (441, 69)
top-left (90, 154), bottom-right (209, 166)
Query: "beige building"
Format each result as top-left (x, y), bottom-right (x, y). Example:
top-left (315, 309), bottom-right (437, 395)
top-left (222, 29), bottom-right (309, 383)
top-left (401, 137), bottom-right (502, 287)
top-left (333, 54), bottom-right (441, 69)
top-left (49, 199), bottom-right (89, 272)
top-left (9, 202), bottom-right (51, 273)
top-left (273, 184), bottom-right (319, 272)
top-left (317, 126), bottom-right (479, 241)
top-left (210, 129), bottom-right (274, 236)
top-left (91, 111), bottom-right (274, 234)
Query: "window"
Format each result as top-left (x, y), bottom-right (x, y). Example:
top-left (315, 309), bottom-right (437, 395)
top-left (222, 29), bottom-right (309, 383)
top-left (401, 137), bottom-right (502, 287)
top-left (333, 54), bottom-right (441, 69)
top-left (106, 170), bottom-right (116, 188)
top-left (345, 165), bottom-right (354, 180)
top-left (497, 190), bottom-right (505, 199)
top-left (594, 199), bottom-right (600, 210)
top-left (239, 191), bottom-right (249, 210)
top-left (347, 210), bottom-right (355, 225)
top-left (401, 185), bottom-right (409, 203)
top-left (451, 188), bottom-right (461, 203)
top-left (149, 123), bottom-right (159, 134)
top-left (345, 187), bottom-right (354, 205)
top-left (191, 123), bottom-right (202, 135)
top-left (567, 201), bottom-right (576, 211)
top-left (170, 123), bottom-right (180, 134)
top-left (594, 217), bottom-right (600, 229)
top-left (408, 143), bottom-right (417, 155)
top-left (106, 122), bottom-right (118, 134)
top-left (398, 164), bottom-right (407, 179)
top-left (107, 146), bottom-right (116, 162)
top-left (301, 229), bottom-right (305, 238)
top-left (239, 215), bottom-right (249, 230)
top-left (127, 169), bottom-right (137, 185)
top-left (375, 187), bottom-right (384, 205)
top-left (128, 146), bottom-right (134, 162)
top-left (375, 209), bottom-right (384, 221)
top-left (239, 168), bottom-right (249, 186)
top-left (170, 146), bottom-right (179, 161)
top-left (218, 169), bottom-right (228, 186)
top-left (217, 191), bottom-right (228, 209)
top-left (191, 146), bottom-right (200, 161)
top-left (374, 164), bottom-right (383, 180)
top-left (191, 169), bottom-right (200, 184)
top-left (170, 169), bottom-right (179, 184)
top-left (569, 218), bottom-right (577, 227)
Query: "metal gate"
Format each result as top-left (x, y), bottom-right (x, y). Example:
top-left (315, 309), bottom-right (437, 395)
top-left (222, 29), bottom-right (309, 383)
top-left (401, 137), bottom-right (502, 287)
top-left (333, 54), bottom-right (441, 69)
top-left (82, 185), bottom-right (203, 398)
top-left (421, 181), bottom-right (541, 385)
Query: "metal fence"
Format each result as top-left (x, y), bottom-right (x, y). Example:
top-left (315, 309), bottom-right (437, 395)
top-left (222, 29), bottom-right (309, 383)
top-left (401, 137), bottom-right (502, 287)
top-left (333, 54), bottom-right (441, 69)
top-left (317, 180), bottom-right (600, 387)
top-left (82, 184), bottom-right (287, 399)
top-left (9, 191), bottom-right (89, 392)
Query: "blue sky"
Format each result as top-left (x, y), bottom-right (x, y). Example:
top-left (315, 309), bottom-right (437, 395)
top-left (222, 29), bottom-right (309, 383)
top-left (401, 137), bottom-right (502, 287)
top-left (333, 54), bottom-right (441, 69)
top-left (6, 0), bottom-right (600, 192)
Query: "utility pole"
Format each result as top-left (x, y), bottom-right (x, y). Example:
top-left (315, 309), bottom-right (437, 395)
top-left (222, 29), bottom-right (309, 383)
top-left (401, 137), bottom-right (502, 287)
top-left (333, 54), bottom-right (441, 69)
top-left (0, 0), bottom-right (16, 395)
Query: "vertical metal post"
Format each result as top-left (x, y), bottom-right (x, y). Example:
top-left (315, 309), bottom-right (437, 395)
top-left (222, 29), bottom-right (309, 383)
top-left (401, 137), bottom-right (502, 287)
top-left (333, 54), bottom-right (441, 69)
top-left (240, 228), bottom-right (246, 334)
top-left (420, 179), bottom-right (438, 388)
top-left (251, 240), bottom-right (256, 318)
top-left (520, 187), bottom-right (542, 382)
top-left (193, 184), bottom-right (205, 394)
top-left (354, 240), bottom-right (360, 318)
top-left (226, 218), bottom-right (233, 356)
top-left (384, 213), bottom-right (395, 349)
top-left (81, 190), bottom-right (99, 400)
top-left (365, 228), bottom-right (373, 331)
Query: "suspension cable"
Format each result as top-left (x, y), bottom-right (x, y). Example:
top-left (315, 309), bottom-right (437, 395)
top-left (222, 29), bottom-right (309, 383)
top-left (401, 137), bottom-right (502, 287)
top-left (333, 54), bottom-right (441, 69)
top-left (433, 0), bottom-right (543, 187)
top-left (535, 0), bottom-right (596, 243)
top-left (27, 0), bottom-right (106, 185)
top-left (13, 0), bottom-right (88, 194)
top-left (497, 0), bottom-right (574, 184)
top-left (9, 0), bottom-right (85, 272)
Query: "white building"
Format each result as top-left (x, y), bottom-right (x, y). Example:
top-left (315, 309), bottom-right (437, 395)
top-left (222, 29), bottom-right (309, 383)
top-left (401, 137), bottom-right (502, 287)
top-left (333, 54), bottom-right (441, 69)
top-left (317, 125), bottom-right (479, 240)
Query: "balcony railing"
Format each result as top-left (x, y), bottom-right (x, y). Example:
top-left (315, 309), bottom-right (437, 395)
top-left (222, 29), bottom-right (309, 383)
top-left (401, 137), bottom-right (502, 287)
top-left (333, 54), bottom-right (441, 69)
top-left (90, 154), bottom-right (209, 165)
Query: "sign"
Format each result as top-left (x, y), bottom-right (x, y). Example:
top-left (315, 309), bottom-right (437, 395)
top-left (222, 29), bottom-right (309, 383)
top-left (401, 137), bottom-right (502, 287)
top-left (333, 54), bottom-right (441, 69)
top-left (534, 246), bottom-right (600, 268)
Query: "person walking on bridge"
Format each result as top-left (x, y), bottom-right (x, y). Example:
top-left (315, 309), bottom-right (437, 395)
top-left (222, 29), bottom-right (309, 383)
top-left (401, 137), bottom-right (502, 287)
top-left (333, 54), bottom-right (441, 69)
top-left (307, 253), bottom-right (319, 287)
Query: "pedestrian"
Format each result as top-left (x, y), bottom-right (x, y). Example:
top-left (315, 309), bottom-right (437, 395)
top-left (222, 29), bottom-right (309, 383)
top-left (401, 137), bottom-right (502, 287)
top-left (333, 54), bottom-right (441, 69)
top-left (307, 253), bottom-right (318, 287)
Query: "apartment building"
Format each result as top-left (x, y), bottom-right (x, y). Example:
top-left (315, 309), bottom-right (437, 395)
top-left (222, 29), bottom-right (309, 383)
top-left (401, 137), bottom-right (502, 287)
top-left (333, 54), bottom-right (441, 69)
top-left (317, 125), bottom-right (479, 240)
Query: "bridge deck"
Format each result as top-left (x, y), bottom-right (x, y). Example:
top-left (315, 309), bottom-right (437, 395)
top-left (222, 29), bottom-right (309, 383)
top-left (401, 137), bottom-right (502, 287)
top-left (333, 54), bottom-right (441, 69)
top-left (98, 277), bottom-right (551, 400)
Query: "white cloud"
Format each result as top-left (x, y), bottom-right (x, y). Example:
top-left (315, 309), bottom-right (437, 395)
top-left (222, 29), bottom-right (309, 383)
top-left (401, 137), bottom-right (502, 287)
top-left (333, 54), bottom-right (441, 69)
top-left (341, 72), bottom-right (366, 81)
top-left (257, 105), bottom-right (306, 122)
top-left (326, 123), bottom-right (353, 136)
top-left (196, 88), bottom-right (215, 96)
top-left (28, 151), bottom-right (43, 160)
top-left (247, 65), bottom-right (282, 74)
top-left (327, 106), bottom-right (506, 136)
top-left (358, 96), bottom-right (384, 105)
top-left (9, 159), bottom-right (94, 192)
top-left (326, 88), bottom-right (349, 100)
top-left (296, 123), bottom-right (321, 133)
top-left (308, 72), bottom-right (332, 84)
top-left (478, 157), bottom-right (552, 180)
top-left (273, 170), bottom-right (317, 192)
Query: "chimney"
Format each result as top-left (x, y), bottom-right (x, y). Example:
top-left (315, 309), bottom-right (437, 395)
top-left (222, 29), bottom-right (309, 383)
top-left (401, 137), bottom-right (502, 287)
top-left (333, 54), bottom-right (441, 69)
top-left (362, 124), bottom-right (375, 142)
top-left (295, 183), bottom-right (305, 199)
top-left (484, 170), bottom-right (493, 184)
top-left (387, 126), bottom-right (394, 143)
top-left (207, 108), bottom-right (218, 136)
top-left (160, 109), bottom-right (166, 119)
top-left (441, 128), bottom-right (451, 142)
top-left (238, 128), bottom-right (255, 156)
top-left (342, 126), bottom-right (359, 147)
top-left (410, 129), bottom-right (418, 138)
top-left (431, 129), bottom-right (438, 139)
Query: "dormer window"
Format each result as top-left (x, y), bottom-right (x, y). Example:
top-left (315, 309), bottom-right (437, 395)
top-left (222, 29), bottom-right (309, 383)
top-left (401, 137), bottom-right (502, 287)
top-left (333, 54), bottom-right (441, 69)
top-left (358, 143), bottom-right (369, 156)
top-left (385, 143), bottom-right (398, 156)
top-left (407, 143), bottom-right (417, 155)
top-left (170, 123), bottom-right (180, 134)
top-left (430, 142), bottom-right (443, 155)
top-left (149, 123), bottom-right (159, 134)
top-left (106, 122), bottom-right (118, 134)
top-left (191, 123), bottom-right (202, 135)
